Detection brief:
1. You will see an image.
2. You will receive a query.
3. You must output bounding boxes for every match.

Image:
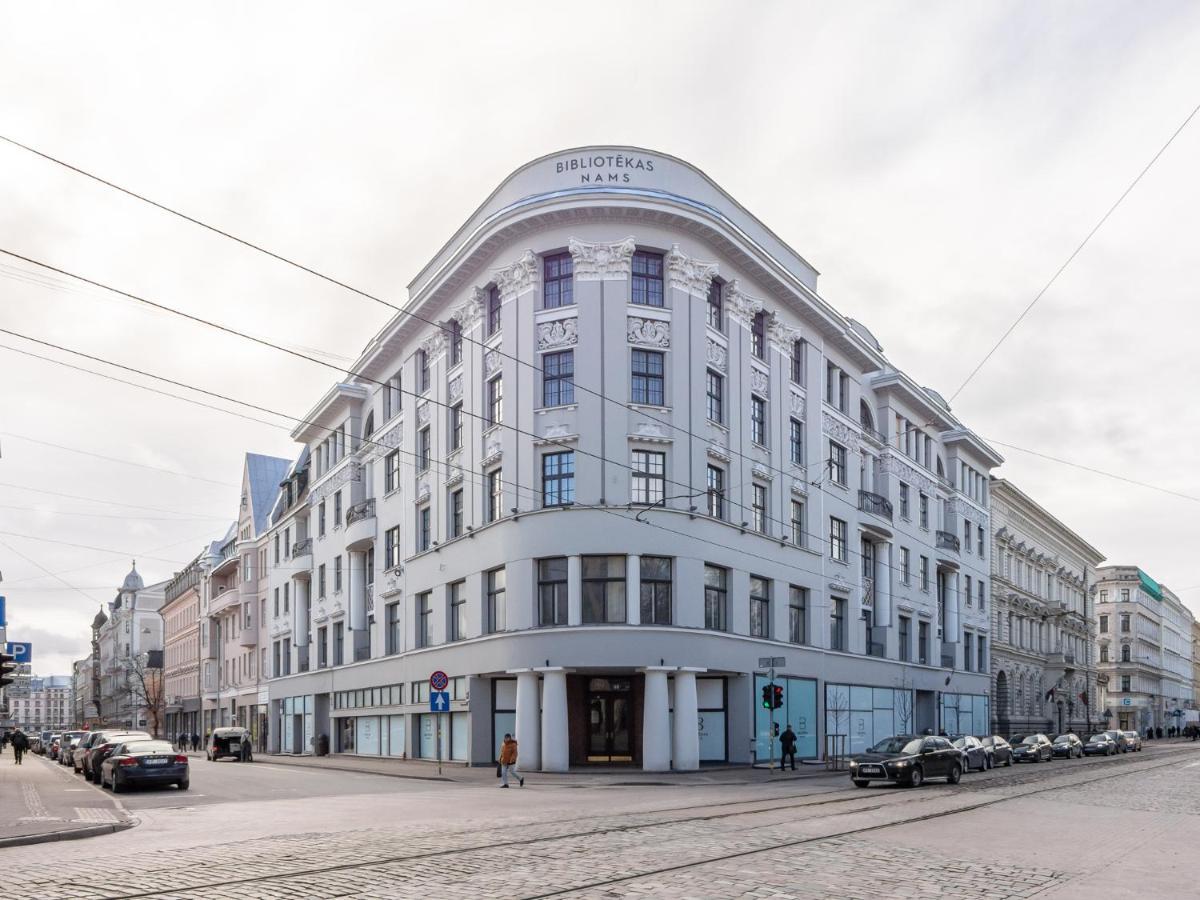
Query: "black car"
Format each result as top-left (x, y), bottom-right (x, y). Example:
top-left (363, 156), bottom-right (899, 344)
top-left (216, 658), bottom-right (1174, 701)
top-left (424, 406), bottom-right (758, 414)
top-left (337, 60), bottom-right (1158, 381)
top-left (849, 735), bottom-right (963, 788)
top-left (951, 735), bottom-right (989, 771)
top-left (982, 735), bottom-right (1014, 767)
top-left (1012, 733), bottom-right (1053, 763)
top-left (101, 739), bottom-right (189, 792)
top-left (1083, 733), bottom-right (1118, 756)
top-left (85, 730), bottom-right (152, 782)
top-left (1051, 733), bottom-right (1083, 758)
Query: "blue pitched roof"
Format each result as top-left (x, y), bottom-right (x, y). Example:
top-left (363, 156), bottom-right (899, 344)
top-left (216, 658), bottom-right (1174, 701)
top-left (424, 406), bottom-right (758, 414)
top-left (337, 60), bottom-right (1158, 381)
top-left (245, 453), bottom-right (292, 537)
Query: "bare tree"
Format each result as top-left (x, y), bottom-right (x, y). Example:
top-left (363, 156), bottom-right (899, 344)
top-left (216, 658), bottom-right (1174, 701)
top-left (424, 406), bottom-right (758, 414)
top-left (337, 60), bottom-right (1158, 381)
top-left (894, 676), bottom-right (914, 734)
top-left (825, 687), bottom-right (850, 769)
top-left (125, 653), bottom-right (166, 739)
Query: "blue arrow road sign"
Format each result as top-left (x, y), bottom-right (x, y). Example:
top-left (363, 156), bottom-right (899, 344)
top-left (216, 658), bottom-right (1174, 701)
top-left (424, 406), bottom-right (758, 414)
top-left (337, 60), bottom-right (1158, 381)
top-left (430, 691), bottom-right (450, 712)
top-left (0, 595), bottom-right (6, 627)
top-left (4, 642), bottom-right (32, 663)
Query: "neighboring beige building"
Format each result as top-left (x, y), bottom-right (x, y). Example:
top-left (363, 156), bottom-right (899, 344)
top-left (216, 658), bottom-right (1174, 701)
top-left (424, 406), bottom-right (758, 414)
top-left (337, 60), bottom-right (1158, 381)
top-left (163, 554), bottom-right (204, 741)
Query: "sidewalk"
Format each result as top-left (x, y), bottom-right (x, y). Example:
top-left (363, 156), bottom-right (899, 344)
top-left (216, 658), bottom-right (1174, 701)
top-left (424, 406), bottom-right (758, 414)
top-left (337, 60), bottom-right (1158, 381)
top-left (0, 750), bottom-right (136, 848)
top-left (249, 751), bottom-right (842, 786)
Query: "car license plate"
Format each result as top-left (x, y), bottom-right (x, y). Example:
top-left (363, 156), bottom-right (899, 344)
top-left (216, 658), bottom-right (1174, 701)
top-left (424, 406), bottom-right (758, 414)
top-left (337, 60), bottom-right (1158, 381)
top-left (143, 757), bottom-right (169, 766)
top-left (229, 741), bottom-right (241, 751)
top-left (859, 765), bottom-right (881, 775)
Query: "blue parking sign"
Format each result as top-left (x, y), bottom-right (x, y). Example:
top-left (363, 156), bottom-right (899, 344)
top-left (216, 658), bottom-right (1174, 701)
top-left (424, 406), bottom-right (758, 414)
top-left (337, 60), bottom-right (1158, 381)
top-left (4, 642), bottom-right (32, 663)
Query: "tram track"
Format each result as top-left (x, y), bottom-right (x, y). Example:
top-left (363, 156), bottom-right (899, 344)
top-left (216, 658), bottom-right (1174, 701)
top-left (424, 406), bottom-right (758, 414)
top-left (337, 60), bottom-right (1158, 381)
top-left (97, 747), bottom-right (1190, 900)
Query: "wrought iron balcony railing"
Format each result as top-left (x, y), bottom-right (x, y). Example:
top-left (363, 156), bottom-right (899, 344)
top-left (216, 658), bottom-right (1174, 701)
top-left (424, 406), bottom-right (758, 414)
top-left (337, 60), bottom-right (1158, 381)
top-left (858, 490), bottom-right (893, 522)
top-left (936, 530), bottom-right (960, 553)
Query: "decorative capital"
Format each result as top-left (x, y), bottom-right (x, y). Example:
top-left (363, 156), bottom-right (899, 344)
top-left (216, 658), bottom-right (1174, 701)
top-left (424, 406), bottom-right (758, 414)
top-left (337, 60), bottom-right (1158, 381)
top-left (494, 250), bottom-right (539, 301)
top-left (767, 317), bottom-right (802, 350)
top-left (665, 243), bottom-right (718, 298)
top-left (725, 279), bottom-right (766, 327)
top-left (627, 316), bottom-right (670, 349)
top-left (452, 294), bottom-right (483, 331)
top-left (421, 330), bottom-right (446, 360)
top-left (568, 236), bottom-right (636, 281)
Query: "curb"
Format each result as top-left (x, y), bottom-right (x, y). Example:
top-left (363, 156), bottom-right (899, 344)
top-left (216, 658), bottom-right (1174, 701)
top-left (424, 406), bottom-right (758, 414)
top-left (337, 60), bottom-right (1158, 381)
top-left (0, 816), bottom-right (138, 850)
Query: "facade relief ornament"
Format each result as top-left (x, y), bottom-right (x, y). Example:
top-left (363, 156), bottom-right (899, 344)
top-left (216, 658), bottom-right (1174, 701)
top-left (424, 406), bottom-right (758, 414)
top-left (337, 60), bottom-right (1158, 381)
top-left (791, 478), bottom-right (808, 496)
top-left (483, 430), bottom-right (502, 461)
top-left (725, 279), bottom-right (766, 327)
top-left (706, 338), bottom-right (727, 372)
top-left (494, 250), bottom-right (539, 300)
top-left (417, 478), bottom-right (430, 502)
top-left (880, 452), bottom-right (935, 495)
top-left (416, 402), bottom-right (431, 426)
top-left (707, 441), bottom-right (731, 463)
top-left (627, 316), bottom-right (670, 349)
top-left (537, 317), bottom-right (579, 351)
top-left (452, 295), bottom-right (483, 332)
top-left (421, 330), bottom-right (446, 360)
top-left (790, 392), bottom-right (805, 416)
top-left (767, 318), bottom-right (802, 350)
top-left (484, 349), bottom-right (502, 377)
top-left (568, 236), bottom-right (636, 281)
top-left (665, 243), bottom-right (718, 298)
top-left (822, 411), bottom-right (861, 452)
top-left (632, 421), bottom-right (668, 441)
top-left (752, 462), bottom-right (772, 481)
top-left (448, 375), bottom-right (463, 403)
top-left (749, 367), bottom-right (769, 397)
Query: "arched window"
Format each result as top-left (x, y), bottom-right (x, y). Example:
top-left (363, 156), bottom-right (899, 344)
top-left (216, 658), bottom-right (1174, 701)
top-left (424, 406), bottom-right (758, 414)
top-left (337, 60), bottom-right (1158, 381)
top-left (1121, 643), bottom-right (1131, 662)
top-left (996, 670), bottom-right (1009, 715)
top-left (859, 399), bottom-right (875, 434)
top-left (1100, 644), bottom-right (1109, 662)
top-left (362, 411), bottom-right (375, 442)
top-left (936, 457), bottom-right (945, 479)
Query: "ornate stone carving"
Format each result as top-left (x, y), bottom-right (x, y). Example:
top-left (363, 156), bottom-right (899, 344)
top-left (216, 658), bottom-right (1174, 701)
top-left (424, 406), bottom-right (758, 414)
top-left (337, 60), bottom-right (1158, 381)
top-left (537, 317), bottom-right (578, 351)
top-left (725, 279), bottom-right (766, 327)
top-left (542, 423), bottom-right (572, 441)
top-left (381, 570), bottom-right (402, 598)
top-left (627, 317), bottom-right (670, 349)
top-left (752, 462), bottom-right (772, 481)
top-left (483, 430), bottom-right (502, 461)
top-left (417, 478), bottom-right (430, 502)
top-left (494, 250), bottom-right (539, 300)
top-left (452, 294), bottom-right (483, 332)
top-left (706, 338), bottom-right (727, 372)
top-left (791, 478), bottom-right (808, 496)
top-left (421, 330), bottom-right (445, 360)
top-left (790, 392), bottom-right (805, 416)
top-left (767, 318), bottom-right (802, 349)
top-left (448, 375), bottom-right (463, 403)
top-left (484, 349), bottom-right (502, 376)
top-left (632, 421), bottom-right (668, 441)
top-left (376, 423), bottom-right (402, 451)
top-left (707, 441), bottom-right (731, 463)
top-left (568, 236), bottom-right (636, 281)
top-left (822, 411), bottom-right (861, 452)
top-left (879, 452), bottom-right (935, 495)
top-left (665, 243), bottom-right (718, 298)
top-left (750, 367), bottom-right (769, 397)
top-left (308, 461), bottom-right (361, 503)
top-left (416, 402), bottom-right (431, 426)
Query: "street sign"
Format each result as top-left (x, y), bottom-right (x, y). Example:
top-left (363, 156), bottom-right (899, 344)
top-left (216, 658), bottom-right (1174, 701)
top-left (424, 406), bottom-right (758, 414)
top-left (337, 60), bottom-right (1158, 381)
top-left (429, 670), bottom-right (449, 692)
top-left (0, 595), bottom-right (6, 627)
top-left (430, 691), bottom-right (450, 712)
top-left (1122, 698), bottom-right (1132, 706)
top-left (757, 656), bottom-right (786, 669)
top-left (3, 642), bottom-right (31, 663)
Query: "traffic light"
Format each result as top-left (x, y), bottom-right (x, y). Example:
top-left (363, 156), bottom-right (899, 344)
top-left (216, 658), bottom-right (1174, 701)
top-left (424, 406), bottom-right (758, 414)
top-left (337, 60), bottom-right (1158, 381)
top-left (772, 684), bottom-right (784, 710)
top-left (761, 684), bottom-right (773, 709)
top-left (0, 651), bottom-right (16, 689)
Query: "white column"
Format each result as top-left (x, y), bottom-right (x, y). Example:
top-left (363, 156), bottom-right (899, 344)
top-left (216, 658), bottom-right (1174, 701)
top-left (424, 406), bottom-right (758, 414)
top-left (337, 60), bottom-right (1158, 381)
top-left (641, 666), bottom-right (673, 772)
top-left (672, 668), bottom-right (704, 771)
top-left (349, 551), bottom-right (367, 631)
top-left (538, 667), bottom-right (569, 772)
top-left (512, 669), bottom-right (541, 771)
top-left (874, 542), bottom-right (892, 628)
top-left (626, 555), bottom-right (641, 625)
top-left (567, 555), bottom-right (582, 626)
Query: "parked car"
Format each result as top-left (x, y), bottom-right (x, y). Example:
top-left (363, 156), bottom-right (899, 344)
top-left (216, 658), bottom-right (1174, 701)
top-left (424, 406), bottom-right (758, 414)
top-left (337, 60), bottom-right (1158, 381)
top-left (84, 730), bottom-right (152, 782)
top-left (73, 731), bottom-right (103, 773)
top-left (1083, 733), bottom-right (1118, 756)
top-left (206, 727), bottom-right (254, 762)
top-left (848, 734), bottom-right (963, 788)
top-left (1012, 734), bottom-right (1053, 763)
top-left (60, 736), bottom-right (83, 766)
top-left (57, 730), bottom-right (86, 764)
top-left (1103, 730), bottom-right (1131, 752)
top-left (29, 735), bottom-right (45, 754)
top-left (952, 735), bottom-right (989, 771)
top-left (101, 739), bottom-right (189, 793)
top-left (1051, 733), bottom-right (1083, 758)
top-left (981, 735), bottom-right (1014, 767)
top-left (1122, 730), bottom-right (1143, 752)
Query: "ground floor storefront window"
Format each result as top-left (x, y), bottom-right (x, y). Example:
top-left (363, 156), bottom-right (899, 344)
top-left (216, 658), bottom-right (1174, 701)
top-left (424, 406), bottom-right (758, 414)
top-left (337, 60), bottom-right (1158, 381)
top-left (755, 674), bottom-right (817, 762)
top-left (280, 695), bottom-right (314, 754)
top-left (825, 683), bottom-right (915, 756)
top-left (941, 693), bottom-right (989, 736)
top-left (416, 711), bottom-right (467, 761)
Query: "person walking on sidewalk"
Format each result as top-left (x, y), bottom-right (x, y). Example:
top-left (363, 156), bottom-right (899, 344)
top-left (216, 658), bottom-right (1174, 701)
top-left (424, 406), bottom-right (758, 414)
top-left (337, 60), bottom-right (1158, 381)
top-left (191, 732), bottom-right (200, 752)
top-left (780, 725), bottom-right (798, 771)
top-left (11, 730), bottom-right (29, 765)
top-left (498, 733), bottom-right (524, 788)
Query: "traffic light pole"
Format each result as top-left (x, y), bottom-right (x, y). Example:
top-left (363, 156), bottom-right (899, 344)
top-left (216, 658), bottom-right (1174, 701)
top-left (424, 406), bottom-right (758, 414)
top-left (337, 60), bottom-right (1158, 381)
top-left (768, 667), bottom-right (775, 772)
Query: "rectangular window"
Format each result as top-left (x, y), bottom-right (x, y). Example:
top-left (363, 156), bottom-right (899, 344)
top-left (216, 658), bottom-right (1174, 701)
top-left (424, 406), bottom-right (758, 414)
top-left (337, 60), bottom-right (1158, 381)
top-left (919, 493), bottom-right (929, 529)
top-left (542, 451), bottom-right (575, 506)
top-left (977, 525), bottom-right (984, 557)
top-left (750, 395), bottom-right (767, 446)
top-left (1099, 590), bottom-right (1108, 603)
top-left (486, 468), bottom-right (503, 523)
top-left (447, 319), bottom-right (463, 367)
top-left (273, 587), bottom-right (279, 618)
top-left (706, 465), bottom-right (725, 519)
top-left (384, 371), bottom-right (402, 420)
top-left (705, 369), bottom-right (723, 423)
top-left (417, 427), bottom-right (430, 473)
top-left (582, 555), bottom-right (626, 623)
top-left (751, 311), bottom-right (766, 359)
top-left (385, 451), bottom-right (400, 493)
top-left (898, 482), bottom-right (909, 519)
top-left (790, 499), bottom-right (805, 546)
top-left (318, 500), bottom-right (326, 537)
top-left (963, 520), bottom-right (972, 553)
top-left (333, 622), bottom-right (344, 666)
top-left (750, 575), bottom-right (771, 638)
top-left (487, 374), bottom-right (503, 427)
top-left (284, 582), bottom-right (290, 613)
top-left (830, 596), bottom-right (847, 651)
top-left (486, 285), bottom-right (501, 335)
top-left (963, 629), bottom-right (973, 671)
top-left (537, 557), bottom-right (568, 626)
top-left (829, 441), bottom-right (847, 485)
top-left (1120, 614), bottom-right (1130, 633)
top-left (317, 565), bottom-right (326, 599)
top-left (631, 450), bottom-right (666, 505)
top-left (829, 517), bottom-right (848, 562)
top-left (385, 602), bottom-right (401, 655)
top-left (273, 534), bottom-right (280, 564)
top-left (543, 252), bottom-right (574, 308)
top-left (789, 418), bottom-right (804, 465)
top-left (334, 490), bottom-right (342, 526)
top-left (752, 482), bottom-right (768, 534)
top-left (704, 564), bottom-right (728, 631)
top-left (1121, 675), bottom-right (1131, 693)
top-left (449, 488), bottom-right (464, 538)
top-left (639, 556), bottom-right (672, 625)
top-left (631, 349), bottom-right (665, 406)
top-left (449, 581), bottom-right (466, 641)
top-left (385, 527), bottom-right (400, 570)
top-left (486, 567), bottom-right (506, 633)
top-left (706, 280), bottom-right (723, 330)
top-left (542, 350), bottom-right (575, 406)
top-left (1099, 614), bottom-right (1109, 633)
top-left (449, 403), bottom-right (463, 451)
top-left (899, 615), bottom-right (911, 662)
top-left (416, 592), bottom-right (431, 648)
top-left (789, 586), bottom-right (807, 644)
top-left (1121, 589), bottom-right (1130, 602)
top-left (417, 505), bottom-right (431, 552)
top-left (920, 555), bottom-right (929, 591)
top-left (631, 250), bottom-right (664, 306)
top-left (333, 555), bottom-right (343, 593)
top-left (417, 348), bottom-right (430, 393)
top-left (918, 620), bottom-right (929, 665)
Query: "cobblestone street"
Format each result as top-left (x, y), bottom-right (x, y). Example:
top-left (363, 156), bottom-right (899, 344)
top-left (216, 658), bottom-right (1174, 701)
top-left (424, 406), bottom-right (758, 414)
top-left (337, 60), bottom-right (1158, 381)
top-left (1, 743), bottom-right (1196, 898)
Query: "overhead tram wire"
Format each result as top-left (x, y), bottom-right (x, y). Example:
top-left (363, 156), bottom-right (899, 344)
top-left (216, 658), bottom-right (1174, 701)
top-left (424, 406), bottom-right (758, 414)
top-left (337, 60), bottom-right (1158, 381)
top-left (0, 480), bottom-right (230, 520)
top-left (948, 97), bottom-right (1200, 403)
top-left (1, 529), bottom-right (229, 586)
top-left (0, 535), bottom-right (109, 607)
top-left (0, 528), bottom-right (196, 565)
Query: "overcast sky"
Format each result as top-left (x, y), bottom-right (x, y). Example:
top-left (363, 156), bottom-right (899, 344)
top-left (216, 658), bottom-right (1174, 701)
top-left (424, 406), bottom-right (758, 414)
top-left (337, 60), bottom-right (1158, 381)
top-left (2, 2), bottom-right (1199, 677)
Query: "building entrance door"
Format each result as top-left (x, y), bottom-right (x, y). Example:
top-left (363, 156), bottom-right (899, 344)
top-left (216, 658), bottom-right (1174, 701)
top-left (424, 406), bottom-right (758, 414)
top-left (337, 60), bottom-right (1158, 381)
top-left (586, 677), bottom-right (632, 763)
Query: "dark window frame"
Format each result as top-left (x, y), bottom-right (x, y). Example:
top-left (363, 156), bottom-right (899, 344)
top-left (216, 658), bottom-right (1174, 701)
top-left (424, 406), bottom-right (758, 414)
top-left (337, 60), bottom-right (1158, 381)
top-left (543, 252), bottom-right (574, 309)
top-left (631, 250), bottom-right (664, 307)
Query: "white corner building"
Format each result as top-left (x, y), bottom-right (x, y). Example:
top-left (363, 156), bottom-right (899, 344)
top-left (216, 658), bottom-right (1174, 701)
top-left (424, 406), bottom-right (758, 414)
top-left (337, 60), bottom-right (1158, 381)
top-left (264, 147), bottom-right (1004, 770)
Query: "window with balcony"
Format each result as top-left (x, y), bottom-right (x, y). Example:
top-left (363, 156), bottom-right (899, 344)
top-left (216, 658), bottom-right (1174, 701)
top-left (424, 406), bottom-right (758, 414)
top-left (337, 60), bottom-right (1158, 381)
top-left (704, 564), bottom-right (728, 631)
top-left (537, 557), bottom-right (568, 626)
top-left (640, 556), bottom-right (672, 625)
top-left (750, 575), bottom-right (771, 638)
top-left (542, 451), bottom-right (575, 506)
top-left (543, 251), bottom-right (574, 308)
top-left (631, 449), bottom-right (666, 505)
top-left (542, 350), bottom-right (575, 406)
top-left (631, 349), bottom-right (665, 405)
top-left (631, 251), bottom-right (664, 306)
